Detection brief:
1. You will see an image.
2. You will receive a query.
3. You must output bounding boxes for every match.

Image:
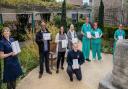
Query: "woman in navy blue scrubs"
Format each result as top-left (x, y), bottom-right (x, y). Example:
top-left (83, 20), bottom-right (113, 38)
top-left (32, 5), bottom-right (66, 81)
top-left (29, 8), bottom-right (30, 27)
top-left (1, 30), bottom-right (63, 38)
top-left (0, 27), bottom-right (22, 89)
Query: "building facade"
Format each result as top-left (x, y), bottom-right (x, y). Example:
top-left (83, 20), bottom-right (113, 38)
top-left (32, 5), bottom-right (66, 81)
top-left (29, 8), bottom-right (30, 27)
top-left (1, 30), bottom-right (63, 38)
top-left (90, 0), bottom-right (128, 26)
top-left (67, 0), bottom-right (83, 6)
top-left (91, 0), bottom-right (122, 9)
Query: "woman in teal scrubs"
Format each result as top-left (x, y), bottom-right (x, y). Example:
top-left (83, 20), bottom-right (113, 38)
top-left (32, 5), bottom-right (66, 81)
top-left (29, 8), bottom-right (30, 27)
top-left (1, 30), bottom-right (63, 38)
top-left (81, 17), bottom-right (92, 62)
top-left (91, 22), bottom-right (103, 61)
top-left (114, 24), bottom-right (125, 53)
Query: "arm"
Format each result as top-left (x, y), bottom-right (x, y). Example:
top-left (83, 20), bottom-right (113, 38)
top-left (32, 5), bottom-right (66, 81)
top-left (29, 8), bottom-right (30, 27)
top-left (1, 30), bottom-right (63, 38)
top-left (67, 51), bottom-right (72, 66)
top-left (123, 30), bottom-right (126, 39)
top-left (81, 30), bottom-right (85, 36)
top-left (67, 31), bottom-right (72, 41)
top-left (79, 52), bottom-right (85, 65)
top-left (91, 29), bottom-right (95, 39)
top-left (114, 31), bottom-right (118, 41)
top-left (0, 42), bottom-right (14, 59)
top-left (65, 34), bottom-right (68, 44)
top-left (100, 29), bottom-right (103, 38)
top-left (35, 32), bottom-right (43, 45)
top-left (81, 25), bottom-right (86, 36)
top-left (100, 33), bottom-right (103, 38)
top-left (0, 52), bottom-right (14, 59)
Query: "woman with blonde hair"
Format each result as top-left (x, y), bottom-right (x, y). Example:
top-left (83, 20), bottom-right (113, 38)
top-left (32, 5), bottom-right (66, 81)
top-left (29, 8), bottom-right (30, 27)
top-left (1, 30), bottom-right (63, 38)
top-left (0, 27), bottom-right (22, 89)
top-left (67, 24), bottom-right (78, 50)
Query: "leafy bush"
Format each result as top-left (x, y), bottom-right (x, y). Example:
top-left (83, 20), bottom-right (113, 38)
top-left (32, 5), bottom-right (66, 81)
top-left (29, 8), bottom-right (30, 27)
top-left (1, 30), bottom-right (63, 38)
top-left (0, 24), bottom-right (3, 40)
top-left (53, 15), bottom-right (72, 30)
top-left (0, 24), bottom-right (3, 32)
top-left (67, 18), bottom-right (72, 28)
top-left (53, 15), bottom-right (61, 28)
top-left (103, 26), bottom-right (128, 40)
top-left (19, 42), bottom-right (39, 76)
top-left (101, 39), bottom-right (113, 54)
top-left (1, 0), bottom-right (75, 9)
top-left (75, 19), bottom-right (85, 32)
top-left (46, 22), bottom-right (59, 42)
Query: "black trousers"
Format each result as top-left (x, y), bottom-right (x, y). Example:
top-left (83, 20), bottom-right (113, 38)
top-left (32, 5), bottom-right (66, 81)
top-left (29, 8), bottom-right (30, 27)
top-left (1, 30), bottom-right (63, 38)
top-left (39, 51), bottom-right (50, 74)
top-left (67, 65), bottom-right (82, 80)
top-left (7, 81), bottom-right (16, 89)
top-left (57, 52), bottom-right (65, 70)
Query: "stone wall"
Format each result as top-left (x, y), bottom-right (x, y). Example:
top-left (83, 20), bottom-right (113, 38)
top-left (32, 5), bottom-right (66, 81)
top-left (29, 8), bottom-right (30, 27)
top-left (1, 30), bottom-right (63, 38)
top-left (112, 40), bottom-right (128, 89)
top-left (99, 40), bottom-right (128, 89)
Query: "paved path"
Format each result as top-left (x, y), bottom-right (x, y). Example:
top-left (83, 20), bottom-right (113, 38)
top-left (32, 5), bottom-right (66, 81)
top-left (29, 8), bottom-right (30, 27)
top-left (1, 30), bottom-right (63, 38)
top-left (17, 52), bottom-right (113, 89)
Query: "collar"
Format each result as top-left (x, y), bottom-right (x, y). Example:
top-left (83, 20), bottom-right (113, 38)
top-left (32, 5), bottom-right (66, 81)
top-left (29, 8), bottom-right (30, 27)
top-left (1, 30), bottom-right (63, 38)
top-left (73, 50), bottom-right (78, 53)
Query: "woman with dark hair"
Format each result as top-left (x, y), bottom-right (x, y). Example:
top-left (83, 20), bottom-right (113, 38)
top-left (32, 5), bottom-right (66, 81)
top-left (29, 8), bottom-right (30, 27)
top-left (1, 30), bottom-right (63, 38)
top-left (91, 22), bottom-right (103, 61)
top-left (55, 26), bottom-right (68, 73)
top-left (0, 27), bottom-right (22, 89)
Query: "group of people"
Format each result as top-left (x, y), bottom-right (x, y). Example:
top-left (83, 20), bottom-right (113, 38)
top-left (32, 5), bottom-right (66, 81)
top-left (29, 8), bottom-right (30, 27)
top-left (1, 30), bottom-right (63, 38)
top-left (0, 17), bottom-right (126, 89)
top-left (35, 21), bottom-right (84, 81)
top-left (35, 18), bottom-right (103, 82)
top-left (81, 17), bottom-right (103, 61)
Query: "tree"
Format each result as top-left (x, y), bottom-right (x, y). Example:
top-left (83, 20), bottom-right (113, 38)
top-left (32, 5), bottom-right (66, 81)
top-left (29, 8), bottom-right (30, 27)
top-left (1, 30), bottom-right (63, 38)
top-left (61, 0), bottom-right (67, 32)
top-left (16, 14), bottom-right (30, 41)
top-left (98, 0), bottom-right (104, 30)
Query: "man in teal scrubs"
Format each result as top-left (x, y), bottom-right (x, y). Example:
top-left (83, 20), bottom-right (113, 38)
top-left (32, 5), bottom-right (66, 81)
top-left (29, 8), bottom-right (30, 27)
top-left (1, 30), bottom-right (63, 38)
top-left (114, 24), bottom-right (125, 53)
top-left (81, 17), bottom-right (92, 62)
top-left (91, 22), bottom-right (103, 61)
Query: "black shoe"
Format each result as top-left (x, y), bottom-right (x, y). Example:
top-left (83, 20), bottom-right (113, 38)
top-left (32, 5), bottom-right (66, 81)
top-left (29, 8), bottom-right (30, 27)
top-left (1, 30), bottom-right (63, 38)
top-left (61, 67), bottom-right (64, 70)
top-left (47, 71), bottom-right (52, 74)
top-left (39, 74), bottom-right (42, 79)
top-left (86, 58), bottom-right (91, 62)
top-left (70, 78), bottom-right (73, 82)
top-left (56, 70), bottom-right (59, 73)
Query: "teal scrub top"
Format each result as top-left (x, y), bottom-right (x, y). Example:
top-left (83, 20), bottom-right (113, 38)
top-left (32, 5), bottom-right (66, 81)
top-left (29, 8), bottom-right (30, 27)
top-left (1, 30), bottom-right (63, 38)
top-left (81, 23), bottom-right (92, 39)
top-left (91, 28), bottom-right (102, 44)
top-left (114, 29), bottom-right (125, 41)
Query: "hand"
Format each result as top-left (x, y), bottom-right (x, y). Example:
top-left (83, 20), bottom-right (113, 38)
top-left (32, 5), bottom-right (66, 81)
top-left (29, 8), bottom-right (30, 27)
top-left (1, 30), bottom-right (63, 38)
top-left (10, 52), bottom-right (17, 56)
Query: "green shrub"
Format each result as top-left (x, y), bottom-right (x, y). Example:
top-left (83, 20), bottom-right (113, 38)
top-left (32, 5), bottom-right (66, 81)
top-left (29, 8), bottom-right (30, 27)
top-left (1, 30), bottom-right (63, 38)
top-left (102, 39), bottom-right (113, 54)
top-left (47, 22), bottom-right (59, 42)
top-left (0, 24), bottom-right (3, 31)
top-left (53, 15), bottom-right (61, 28)
top-left (103, 26), bottom-right (128, 40)
top-left (75, 19), bottom-right (85, 32)
top-left (19, 42), bottom-right (39, 76)
top-left (53, 15), bottom-right (73, 31)
top-left (67, 18), bottom-right (72, 28)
